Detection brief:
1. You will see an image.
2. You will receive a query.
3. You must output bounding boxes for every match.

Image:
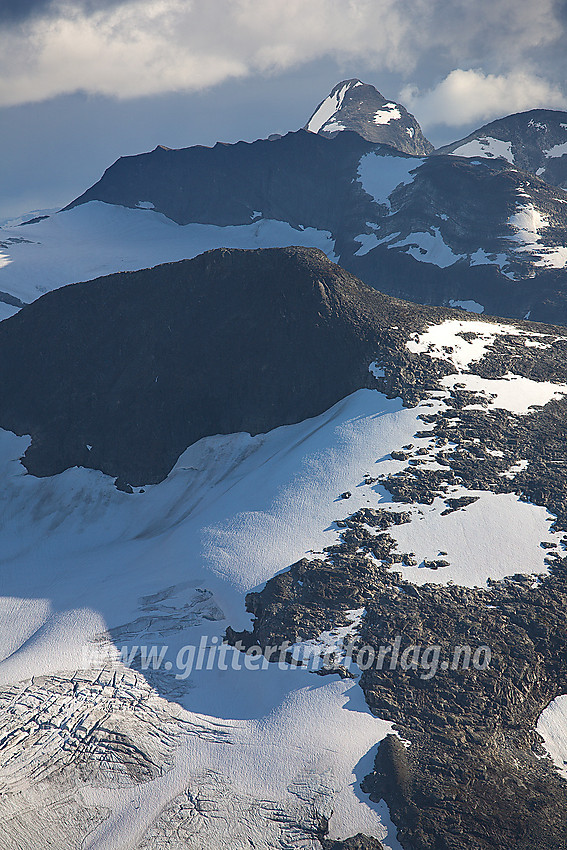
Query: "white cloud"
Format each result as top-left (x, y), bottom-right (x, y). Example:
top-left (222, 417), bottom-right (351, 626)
top-left (0, 0), bottom-right (406, 107)
top-left (401, 69), bottom-right (567, 127)
top-left (0, 0), bottom-right (564, 109)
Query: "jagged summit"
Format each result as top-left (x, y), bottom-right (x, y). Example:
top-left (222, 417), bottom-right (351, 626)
top-left (304, 79), bottom-right (433, 155)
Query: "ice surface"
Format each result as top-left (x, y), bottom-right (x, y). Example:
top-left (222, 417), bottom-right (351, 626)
top-left (81, 673), bottom-right (403, 850)
top-left (0, 202), bottom-right (338, 305)
top-left (0, 391), bottom-right (437, 846)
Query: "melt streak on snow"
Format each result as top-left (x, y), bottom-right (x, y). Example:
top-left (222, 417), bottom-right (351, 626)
top-left (0, 202), bottom-right (338, 306)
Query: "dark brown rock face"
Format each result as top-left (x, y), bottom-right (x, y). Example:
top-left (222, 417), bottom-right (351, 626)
top-left (0, 246), bottom-right (444, 485)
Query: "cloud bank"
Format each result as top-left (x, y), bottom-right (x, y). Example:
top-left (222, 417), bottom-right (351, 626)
top-left (402, 69), bottom-right (567, 127)
top-left (0, 0), bottom-right (565, 127)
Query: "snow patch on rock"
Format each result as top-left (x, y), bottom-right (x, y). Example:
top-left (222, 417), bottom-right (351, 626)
top-left (448, 299), bottom-right (485, 314)
top-left (374, 103), bottom-right (401, 124)
top-left (392, 490), bottom-right (561, 588)
top-left (357, 153), bottom-right (423, 210)
top-left (306, 82), bottom-right (354, 134)
top-left (450, 137), bottom-right (514, 163)
top-left (544, 141), bottom-right (567, 159)
top-left (537, 695), bottom-right (567, 779)
top-left (389, 228), bottom-right (465, 268)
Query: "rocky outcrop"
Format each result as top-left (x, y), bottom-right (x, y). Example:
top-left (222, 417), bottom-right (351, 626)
top-left (226, 313), bottom-right (567, 849)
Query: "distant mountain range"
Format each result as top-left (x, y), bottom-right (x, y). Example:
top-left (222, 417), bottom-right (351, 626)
top-left (1, 78), bottom-right (566, 327)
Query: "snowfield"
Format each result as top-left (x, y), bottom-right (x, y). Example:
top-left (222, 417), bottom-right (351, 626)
top-left (1, 363), bottom-right (564, 845)
top-left (2, 349), bottom-right (566, 847)
top-left (0, 201), bottom-right (338, 306)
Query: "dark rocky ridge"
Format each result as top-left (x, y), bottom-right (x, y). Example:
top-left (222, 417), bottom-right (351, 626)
top-left (2, 246), bottom-right (567, 490)
top-left (0, 246), bottom-right (455, 486)
top-left (304, 79), bottom-right (433, 156)
top-left (63, 125), bottom-right (567, 325)
top-left (65, 129), bottom-right (376, 228)
top-left (436, 108), bottom-right (567, 190)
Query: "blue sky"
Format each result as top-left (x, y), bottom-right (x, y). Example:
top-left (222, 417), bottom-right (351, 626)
top-left (1, 0), bottom-right (566, 219)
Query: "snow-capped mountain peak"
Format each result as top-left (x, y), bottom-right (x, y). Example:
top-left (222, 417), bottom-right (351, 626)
top-left (435, 108), bottom-right (567, 190)
top-left (304, 79), bottom-right (433, 155)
